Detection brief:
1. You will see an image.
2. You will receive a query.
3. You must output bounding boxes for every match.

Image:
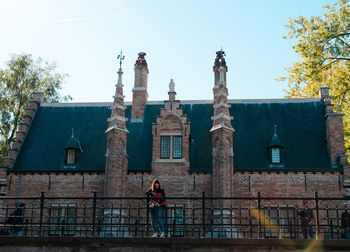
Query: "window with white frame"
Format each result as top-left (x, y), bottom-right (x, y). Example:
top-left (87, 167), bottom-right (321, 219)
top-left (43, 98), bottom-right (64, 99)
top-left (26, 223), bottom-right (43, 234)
top-left (49, 204), bottom-right (76, 236)
top-left (271, 148), bottom-right (280, 163)
top-left (160, 136), bottom-right (182, 159)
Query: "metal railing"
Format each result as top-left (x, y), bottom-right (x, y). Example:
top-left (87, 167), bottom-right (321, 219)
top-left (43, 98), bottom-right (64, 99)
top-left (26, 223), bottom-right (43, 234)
top-left (0, 191), bottom-right (348, 239)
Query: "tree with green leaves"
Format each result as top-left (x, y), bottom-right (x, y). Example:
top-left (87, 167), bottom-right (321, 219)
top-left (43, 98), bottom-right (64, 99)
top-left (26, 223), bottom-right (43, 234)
top-left (279, 0), bottom-right (350, 157)
top-left (0, 54), bottom-right (71, 166)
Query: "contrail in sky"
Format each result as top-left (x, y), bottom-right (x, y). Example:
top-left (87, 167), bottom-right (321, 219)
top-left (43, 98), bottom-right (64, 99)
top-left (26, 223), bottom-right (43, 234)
top-left (41, 12), bottom-right (130, 25)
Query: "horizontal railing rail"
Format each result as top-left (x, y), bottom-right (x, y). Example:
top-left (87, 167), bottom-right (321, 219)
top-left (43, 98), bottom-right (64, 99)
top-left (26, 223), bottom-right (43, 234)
top-left (0, 191), bottom-right (348, 239)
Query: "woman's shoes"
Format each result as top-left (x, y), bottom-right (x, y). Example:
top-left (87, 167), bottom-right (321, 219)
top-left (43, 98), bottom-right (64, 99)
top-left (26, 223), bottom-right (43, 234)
top-left (151, 233), bottom-right (165, 238)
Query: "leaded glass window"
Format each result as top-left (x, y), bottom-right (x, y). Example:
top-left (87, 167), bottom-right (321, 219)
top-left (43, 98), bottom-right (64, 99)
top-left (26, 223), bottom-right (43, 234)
top-left (173, 136), bottom-right (182, 158)
top-left (160, 136), bottom-right (171, 159)
top-left (271, 148), bottom-right (280, 163)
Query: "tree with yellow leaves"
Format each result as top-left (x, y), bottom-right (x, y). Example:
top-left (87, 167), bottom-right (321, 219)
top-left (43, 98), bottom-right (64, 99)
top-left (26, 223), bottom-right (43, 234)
top-left (280, 0), bottom-right (350, 157)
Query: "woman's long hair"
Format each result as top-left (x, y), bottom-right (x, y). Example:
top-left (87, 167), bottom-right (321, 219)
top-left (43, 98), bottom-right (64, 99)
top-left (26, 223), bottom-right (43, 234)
top-left (151, 179), bottom-right (161, 191)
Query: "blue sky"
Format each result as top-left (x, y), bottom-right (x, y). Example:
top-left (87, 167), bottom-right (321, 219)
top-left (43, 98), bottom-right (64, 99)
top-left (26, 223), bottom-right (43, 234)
top-left (0, 0), bottom-right (336, 102)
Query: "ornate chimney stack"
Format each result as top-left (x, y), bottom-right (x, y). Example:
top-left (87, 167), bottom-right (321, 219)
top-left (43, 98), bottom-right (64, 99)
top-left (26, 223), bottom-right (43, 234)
top-left (131, 52), bottom-right (149, 121)
top-left (105, 51), bottom-right (129, 198)
top-left (210, 49), bottom-right (234, 203)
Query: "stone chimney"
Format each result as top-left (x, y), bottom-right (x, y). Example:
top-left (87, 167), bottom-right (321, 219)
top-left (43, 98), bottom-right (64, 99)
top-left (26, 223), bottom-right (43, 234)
top-left (131, 52), bottom-right (149, 121)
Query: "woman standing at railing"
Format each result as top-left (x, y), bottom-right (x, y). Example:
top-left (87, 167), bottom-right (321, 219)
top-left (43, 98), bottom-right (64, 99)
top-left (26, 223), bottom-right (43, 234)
top-left (146, 179), bottom-right (167, 238)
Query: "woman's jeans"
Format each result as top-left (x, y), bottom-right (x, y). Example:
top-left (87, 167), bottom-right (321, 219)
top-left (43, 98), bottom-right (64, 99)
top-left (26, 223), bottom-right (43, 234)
top-left (150, 207), bottom-right (166, 235)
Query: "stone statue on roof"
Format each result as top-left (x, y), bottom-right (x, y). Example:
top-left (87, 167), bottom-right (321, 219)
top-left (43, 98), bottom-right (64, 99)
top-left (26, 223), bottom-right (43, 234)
top-left (169, 79), bottom-right (175, 92)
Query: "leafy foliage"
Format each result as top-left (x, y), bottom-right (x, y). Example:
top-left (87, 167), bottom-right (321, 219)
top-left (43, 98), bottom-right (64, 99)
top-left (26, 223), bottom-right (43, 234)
top-left (0, 54), bottom-right (71, 166)
top-left (279, 0), bottom-right (350, 157)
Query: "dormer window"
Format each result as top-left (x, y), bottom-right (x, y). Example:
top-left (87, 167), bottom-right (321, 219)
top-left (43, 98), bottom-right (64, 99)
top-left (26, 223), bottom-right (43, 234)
top-left (271, 148), bottom-right (281, 163)
top-left (64, 129), bottom-right (82, 167)
top-left (152, 80), bottom-right (190, 164)
top-left (267, 125), bottom-right (284, 167)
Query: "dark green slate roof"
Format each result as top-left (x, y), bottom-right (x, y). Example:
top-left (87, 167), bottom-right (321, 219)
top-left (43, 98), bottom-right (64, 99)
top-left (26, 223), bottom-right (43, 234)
top-left (12, 99), bottom-right (336, 173)
top-left (13, 106), bottom-right (110, 172)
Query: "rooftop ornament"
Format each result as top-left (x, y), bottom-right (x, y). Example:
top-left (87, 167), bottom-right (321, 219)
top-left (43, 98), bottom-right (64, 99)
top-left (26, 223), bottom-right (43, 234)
top-left (117, 50), bottom-right (125, 70)
top-left (214, 48), bottom-right (226, 67)
top-left (169, 79), bottom-right (175, 92)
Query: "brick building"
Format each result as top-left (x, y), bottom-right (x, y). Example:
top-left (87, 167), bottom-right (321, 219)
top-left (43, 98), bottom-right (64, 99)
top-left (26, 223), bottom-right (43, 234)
top-left (1, 51), bottom-right (350, 237)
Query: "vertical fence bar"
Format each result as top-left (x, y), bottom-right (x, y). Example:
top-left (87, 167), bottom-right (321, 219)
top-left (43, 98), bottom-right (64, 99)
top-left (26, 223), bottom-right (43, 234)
top-left (314, 191), bottom-right (320, 239)
top-left (202, 191), bottom-right (205, 237)
top-left (257, 191), bottom-right (261, 239)
top-left (39, 192), bottom-right (45, 237)
top-left (146, 193), bottom-right (150, 237)
top-left (336, 205), bottom-right (339, 239)
top-left (92, 191), bottom-right (97, 236)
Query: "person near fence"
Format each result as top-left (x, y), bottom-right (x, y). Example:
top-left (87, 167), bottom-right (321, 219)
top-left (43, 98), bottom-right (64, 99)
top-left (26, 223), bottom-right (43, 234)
top-left (341, 202), bottom-right (350, 239)
top-left (6, 203), bottom-right (25, 236)
top-left (146, 179), bottom-right (167, 238)
top-left (297, 200), bottom-right (315, 239)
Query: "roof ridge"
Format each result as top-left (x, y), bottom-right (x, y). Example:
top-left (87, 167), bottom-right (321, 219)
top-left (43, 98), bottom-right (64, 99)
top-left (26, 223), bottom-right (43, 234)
top-left (41, 98), bottom-right (321, 107)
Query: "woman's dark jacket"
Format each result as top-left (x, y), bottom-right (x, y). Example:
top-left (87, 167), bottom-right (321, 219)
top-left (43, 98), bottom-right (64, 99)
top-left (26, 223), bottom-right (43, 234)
top-left (146, 188), bottom-right (166, 207)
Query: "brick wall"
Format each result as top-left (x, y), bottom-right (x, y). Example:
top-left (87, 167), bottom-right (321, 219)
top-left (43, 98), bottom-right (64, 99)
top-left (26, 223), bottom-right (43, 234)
top-left (124, 173), bottom-right (212, 198)
top-left (6, 173), bottom-right (104, 197)
top-left (234, 172), bottom-right (343, 198)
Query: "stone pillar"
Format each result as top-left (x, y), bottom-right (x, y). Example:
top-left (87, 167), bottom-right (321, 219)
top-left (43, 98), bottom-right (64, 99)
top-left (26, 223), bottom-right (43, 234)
top-left (105, 68), bottom-right (129, 198)
top-left (131, 52), bottom-right (149, 121)
top-left (210, 50), bottom-right (234, 200)
top-left (210, 50), bottom-right (236, 238)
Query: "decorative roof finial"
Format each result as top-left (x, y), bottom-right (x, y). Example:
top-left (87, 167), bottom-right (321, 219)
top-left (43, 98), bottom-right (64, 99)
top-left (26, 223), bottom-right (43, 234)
top-left (214, 48), bottom-right (226, 67)
top-left (169, 79), bottom-right (175, 92)
top-left (117, 50), bottom-right (125, 70)
top-left (71, 128), bottom-right (74, 138)
top-left (274, 125), bottom-right (277, 135)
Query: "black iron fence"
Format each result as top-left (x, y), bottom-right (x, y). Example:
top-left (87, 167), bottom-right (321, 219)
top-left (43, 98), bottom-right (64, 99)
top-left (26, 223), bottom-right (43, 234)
top-left (0, 191), bottom-right (349, 239)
